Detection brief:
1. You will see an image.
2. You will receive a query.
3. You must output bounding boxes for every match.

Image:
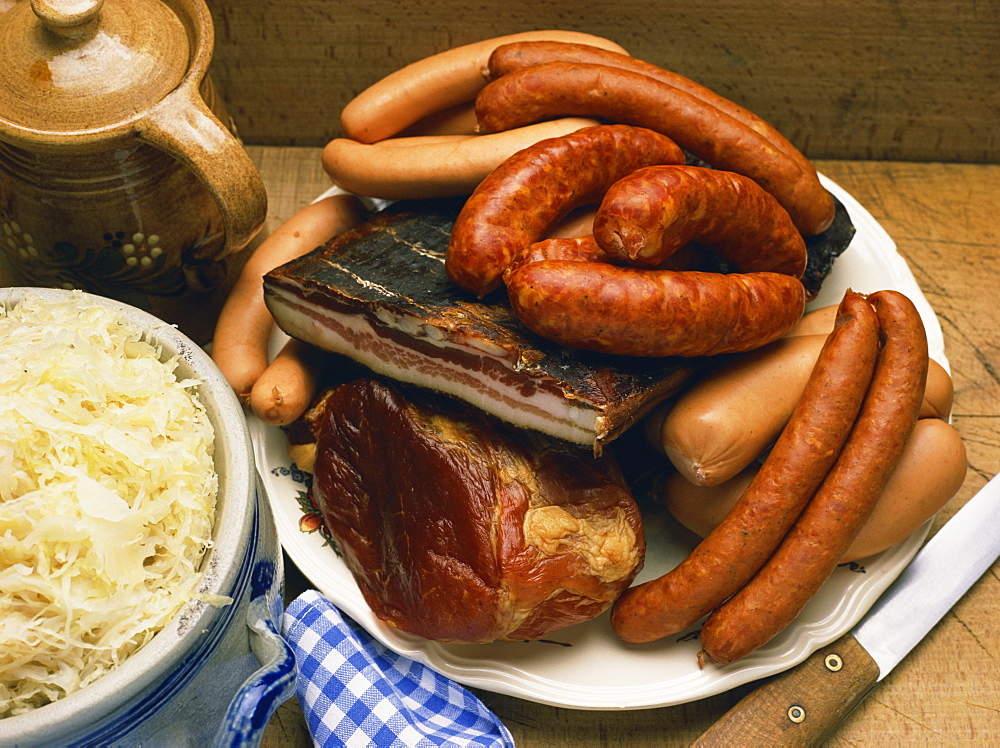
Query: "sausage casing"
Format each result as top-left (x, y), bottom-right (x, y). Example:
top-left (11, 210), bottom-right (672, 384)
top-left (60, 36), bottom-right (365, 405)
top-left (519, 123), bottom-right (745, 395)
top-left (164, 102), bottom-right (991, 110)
top-left (698, 289), bottom-right (929, 664)
top-left (340, 30), bottom-right (629, 143)
top-left (651, 333), bottom-right (953, 487)
top-left (211, 194), bottom-right (368, 400)
top-left (503, 235), bottom-right (623, 281)
top-left (505, 263), bottom-right (806, 358)
top-left (486, 40), bottom-right (817, 176)
top-left (610, 290), bottom-right (879, 642)
top-left (445, 124), bottom-right (685, 297)
top-left (662, 417), bottom-right (967, 565)
top-left (593, 165), bottom-right (807, 276)
top-left (322, 117), bottom-right (600, 201)
top-left (475, 61), bottom-right (834, 236)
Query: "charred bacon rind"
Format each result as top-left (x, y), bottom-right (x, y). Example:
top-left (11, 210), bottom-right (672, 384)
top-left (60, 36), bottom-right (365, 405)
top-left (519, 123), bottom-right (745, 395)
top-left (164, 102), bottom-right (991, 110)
top-left (263, 198), bottom-right (702, 450)
top-left (263, 195), bottom-right (851, 449)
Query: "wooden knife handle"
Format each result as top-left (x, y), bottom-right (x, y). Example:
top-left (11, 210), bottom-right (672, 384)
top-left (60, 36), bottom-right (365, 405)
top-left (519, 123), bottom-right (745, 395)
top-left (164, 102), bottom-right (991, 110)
top-left (692, 634), bottom-right (881, 747)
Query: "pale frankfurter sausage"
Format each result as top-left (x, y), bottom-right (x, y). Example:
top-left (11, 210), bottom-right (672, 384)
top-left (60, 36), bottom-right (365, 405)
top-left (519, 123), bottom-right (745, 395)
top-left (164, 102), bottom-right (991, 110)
top-left (211, 194), bottom-right (368, 401)
top-left (922, 357), bottom-right (954, 419)
top-left (322, 117), bottom-right (600, 201)
top-left (367, 134), bottom-right (473, 148)
top-left (445, 124), bottom-right (685, 297)
top-left (785, 303), bottom-right (838, 336)
top-left (593, 165), bottom-right (807, 276)
top-left (647, 333), bottom-right (954, 486)
top-left (340, 30), bottom-right (629, 143)
top-left (662, 417), bottom-right (967, 564)
top-left (475, 61), bottom-right (834, 236)
top-left (506, 263), bottom-right (806, 358)
top-left (394, 101), bottom-right (480, 137)
top-left (249, 337), bottom-right (328, 427)
top-left (699, 289), bottom-right (929, 665)
top-left (651, 334), bottom-right (831, 486)
top-left (610, 290), bottom-right (878, 643)
top-left (785, 301), bottom-right (953, 417)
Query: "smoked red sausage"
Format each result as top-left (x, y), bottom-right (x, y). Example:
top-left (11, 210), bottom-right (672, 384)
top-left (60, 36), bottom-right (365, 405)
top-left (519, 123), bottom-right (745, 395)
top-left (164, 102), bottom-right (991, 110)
top-left (445, 124), bottom-right (685, 297)
top-left (485, 40), bottom-right (818, 178)
top-left (610, 290), bottom-right (879, 642)
top-left (503, 235), bottom-right (623, 281)
top-left (698, 289), bottom-right (929, 665)
top-left (504, 233), bottom-right (708, 284)
top-left (475, 62), bottom-right (834, 236)
top-left (592, 165), bottom-right (807, 276)
top-left (504, 262), bottom-right (806, 358)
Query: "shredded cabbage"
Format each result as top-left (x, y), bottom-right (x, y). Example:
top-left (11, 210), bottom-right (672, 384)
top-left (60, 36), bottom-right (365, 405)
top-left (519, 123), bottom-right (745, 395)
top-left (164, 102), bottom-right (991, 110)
top-left (0, 293), bottom-right (219, 718)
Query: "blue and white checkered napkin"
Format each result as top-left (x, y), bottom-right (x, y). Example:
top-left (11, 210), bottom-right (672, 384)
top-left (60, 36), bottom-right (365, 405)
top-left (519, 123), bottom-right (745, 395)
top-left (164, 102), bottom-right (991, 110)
top-left (282, 590), bottom-right (516, 748)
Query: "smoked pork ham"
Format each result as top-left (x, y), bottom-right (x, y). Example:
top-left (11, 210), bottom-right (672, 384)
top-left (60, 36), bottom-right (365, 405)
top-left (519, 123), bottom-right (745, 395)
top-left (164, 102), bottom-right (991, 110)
top-left (307, 377), bottom-right (645, 643)
top-left (263, 198), bottom-right (702, 451)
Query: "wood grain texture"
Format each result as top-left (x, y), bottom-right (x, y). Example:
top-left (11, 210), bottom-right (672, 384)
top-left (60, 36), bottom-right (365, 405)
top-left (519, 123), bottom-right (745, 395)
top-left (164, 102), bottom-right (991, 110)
top-left (208, 1), bottom-right (1000, 162)
top-left (250, 147), bottom-right (999, 747)
top-left (692, 635), bottom-right (880, 746)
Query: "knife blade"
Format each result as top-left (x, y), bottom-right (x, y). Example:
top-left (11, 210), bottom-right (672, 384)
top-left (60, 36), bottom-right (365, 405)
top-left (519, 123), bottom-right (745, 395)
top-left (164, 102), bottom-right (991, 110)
top-left (692, 470), bottom-right (1000, 747)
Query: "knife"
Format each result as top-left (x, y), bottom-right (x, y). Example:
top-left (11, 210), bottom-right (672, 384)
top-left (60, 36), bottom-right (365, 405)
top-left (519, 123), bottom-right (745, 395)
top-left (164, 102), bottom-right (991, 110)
top-left (692, 470), bottom-right (1000, 747)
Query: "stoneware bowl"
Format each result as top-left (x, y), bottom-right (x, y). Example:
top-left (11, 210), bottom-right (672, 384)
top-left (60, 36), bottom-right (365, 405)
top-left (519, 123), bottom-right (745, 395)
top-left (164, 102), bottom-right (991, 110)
top-left (0, 287), bottom-right (295, 747)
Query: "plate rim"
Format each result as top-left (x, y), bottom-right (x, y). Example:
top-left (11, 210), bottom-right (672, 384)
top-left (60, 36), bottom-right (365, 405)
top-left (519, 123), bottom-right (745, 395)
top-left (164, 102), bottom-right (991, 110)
top-left (252, 174), bottom-right (945, 710)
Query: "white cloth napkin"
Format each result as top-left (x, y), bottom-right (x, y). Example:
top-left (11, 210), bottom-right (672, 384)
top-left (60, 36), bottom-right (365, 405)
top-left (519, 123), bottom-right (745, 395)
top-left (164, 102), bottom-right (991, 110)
top-left (282, 590), bottom-right (516, 747)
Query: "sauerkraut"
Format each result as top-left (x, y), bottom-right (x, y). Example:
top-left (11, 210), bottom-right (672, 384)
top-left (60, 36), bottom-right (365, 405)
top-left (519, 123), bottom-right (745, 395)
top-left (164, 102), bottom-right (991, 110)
top-left (0, 292), bottom-right (219, 718)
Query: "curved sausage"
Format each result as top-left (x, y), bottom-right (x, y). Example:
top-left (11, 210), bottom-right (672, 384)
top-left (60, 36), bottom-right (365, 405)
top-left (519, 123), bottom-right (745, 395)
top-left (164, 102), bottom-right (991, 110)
top-left (647, 334), bottom-right (954, 487)
top-left (506, 233), bottom-right (705, 283)
top-left (322, 117), bottom-right (600, 200)
top-left (593, 165), bottom-right (807, 276)
top-left (650, 333), bottom-right (833, 487)
top-left (486, 40), bottom-right (817, 176)
top-left (786, 303), bottom-right (839, 337)
top-left (211, 194), bottom-right (368, 401)
top-left (698, 289), bottom-right (929, 665)
top-left (366, 133), bottom-right (473, 148)
top-left (662, 417), bottom-right (967, 564)
top-left (503, 235), bottom-right (624, 282)
top-left (505, 263), bottom-right (806, 358)
top-left (547, 204), bottom-right (599, 239)
top-left (249, 337), bottom-right (328, 427)
top-left (610, 290), bottom-right (879, 643)
top-left (445, 124), bottom-right (685, 297)
top-left (545, 203), bottom-right (701, 254)
top-left (475, 61), bottom-right (834, 236)
top-left (340, 30), bottom-right (629, 143)
top-left (394, 101), bottom-right (480, 137)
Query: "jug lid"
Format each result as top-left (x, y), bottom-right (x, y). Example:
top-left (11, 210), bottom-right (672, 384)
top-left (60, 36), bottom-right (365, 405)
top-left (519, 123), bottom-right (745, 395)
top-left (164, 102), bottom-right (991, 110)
top-left (0, 0), bottom-right (190, 134)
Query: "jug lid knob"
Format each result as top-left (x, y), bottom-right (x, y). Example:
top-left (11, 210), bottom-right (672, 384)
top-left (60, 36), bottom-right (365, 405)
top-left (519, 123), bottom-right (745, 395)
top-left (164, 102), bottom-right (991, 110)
top-left (31, 0), bottom-right (104, 39)
top-left (0, 0), bottom-right (191, 137)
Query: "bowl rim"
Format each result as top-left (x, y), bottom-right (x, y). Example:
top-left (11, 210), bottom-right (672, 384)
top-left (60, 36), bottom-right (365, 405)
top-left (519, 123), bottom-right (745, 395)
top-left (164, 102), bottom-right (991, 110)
top-left (0, 287), bottom-right (256, 736)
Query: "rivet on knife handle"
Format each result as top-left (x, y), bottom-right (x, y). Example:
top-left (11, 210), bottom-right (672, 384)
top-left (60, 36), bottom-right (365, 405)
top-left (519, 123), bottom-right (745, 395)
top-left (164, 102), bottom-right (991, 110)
top-left (691, 634), bottom-right (880, 747)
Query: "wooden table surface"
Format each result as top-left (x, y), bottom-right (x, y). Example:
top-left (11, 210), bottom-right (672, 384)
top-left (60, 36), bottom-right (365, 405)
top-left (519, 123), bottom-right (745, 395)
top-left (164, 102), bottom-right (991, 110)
top-left (250, 146), bottom-right (1000, 747)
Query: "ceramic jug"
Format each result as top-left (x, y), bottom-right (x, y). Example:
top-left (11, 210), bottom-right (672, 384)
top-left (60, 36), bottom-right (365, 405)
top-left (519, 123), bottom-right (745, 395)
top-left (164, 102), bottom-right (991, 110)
top-left (0, 0), bottom-right (267, 344)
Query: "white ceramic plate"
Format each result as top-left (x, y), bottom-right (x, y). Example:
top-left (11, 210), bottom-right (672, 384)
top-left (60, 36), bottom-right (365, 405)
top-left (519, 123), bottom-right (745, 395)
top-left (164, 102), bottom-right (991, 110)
top-left (250, 175), bottom-right (947, 710)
